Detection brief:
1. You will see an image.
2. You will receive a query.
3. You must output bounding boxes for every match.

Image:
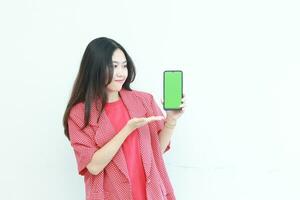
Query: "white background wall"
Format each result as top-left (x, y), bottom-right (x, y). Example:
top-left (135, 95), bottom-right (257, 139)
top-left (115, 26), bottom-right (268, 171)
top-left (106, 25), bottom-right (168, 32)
top-left (0, 0), bottom-right (299, 199)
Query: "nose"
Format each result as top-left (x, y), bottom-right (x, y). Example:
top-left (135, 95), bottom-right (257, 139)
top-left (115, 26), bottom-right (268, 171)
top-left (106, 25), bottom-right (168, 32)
top-left (116, 70), bottom-right (123, 77)
top-left (115, 67), bottom-right (124, 77)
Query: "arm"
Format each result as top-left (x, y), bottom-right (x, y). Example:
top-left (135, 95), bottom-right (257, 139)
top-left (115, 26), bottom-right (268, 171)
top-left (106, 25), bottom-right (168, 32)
top-left (87, 116), bottom-right (163, 175)
top-left (148, 94), bottom-right (186, 154)
top-left (68, 105), bottom-right (162, 176)
top-left (87, 125), bottom-right (133, 175)
top-left (158, 117), bottom-right (177, 154)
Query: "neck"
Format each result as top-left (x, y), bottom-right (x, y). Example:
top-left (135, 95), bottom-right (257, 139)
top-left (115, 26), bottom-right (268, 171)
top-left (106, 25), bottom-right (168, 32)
top-left (106, 90), bottom-right (120, 103)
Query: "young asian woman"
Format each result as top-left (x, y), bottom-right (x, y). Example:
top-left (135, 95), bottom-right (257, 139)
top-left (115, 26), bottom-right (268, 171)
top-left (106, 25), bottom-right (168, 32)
top-left (63, 37), bottom-right (186, 200)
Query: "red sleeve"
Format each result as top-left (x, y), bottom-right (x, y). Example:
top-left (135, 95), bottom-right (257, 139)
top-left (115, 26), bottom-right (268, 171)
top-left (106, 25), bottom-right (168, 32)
top-left (150, 95), bottom-right (171, 153)
top-left (68, 113), bottom-right (98, 176)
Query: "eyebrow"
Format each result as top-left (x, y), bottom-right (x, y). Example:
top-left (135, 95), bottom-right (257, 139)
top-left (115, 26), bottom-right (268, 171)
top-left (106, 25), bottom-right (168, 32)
top-left (112, 61), bottom-right (127, 64)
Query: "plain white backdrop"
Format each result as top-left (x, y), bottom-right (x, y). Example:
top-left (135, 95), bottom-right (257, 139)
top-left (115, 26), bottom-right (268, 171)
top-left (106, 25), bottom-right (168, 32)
top-left (0, 0), bottom-right (299, 199)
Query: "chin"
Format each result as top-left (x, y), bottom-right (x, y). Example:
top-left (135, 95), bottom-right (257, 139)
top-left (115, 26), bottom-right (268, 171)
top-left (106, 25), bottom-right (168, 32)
top-left (107, 85), bottom-right (121, 91)
top-left (112, 87), bottom-right (122, 92)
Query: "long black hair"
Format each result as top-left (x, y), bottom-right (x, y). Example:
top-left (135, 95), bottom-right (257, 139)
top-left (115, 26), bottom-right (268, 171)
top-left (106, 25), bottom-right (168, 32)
top-left (63, 37), bottom-right (136, 140)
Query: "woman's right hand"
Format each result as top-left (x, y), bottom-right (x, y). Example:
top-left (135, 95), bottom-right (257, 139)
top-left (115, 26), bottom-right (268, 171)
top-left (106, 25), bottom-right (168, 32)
top-left (126, 116), bottom-right (165, 131)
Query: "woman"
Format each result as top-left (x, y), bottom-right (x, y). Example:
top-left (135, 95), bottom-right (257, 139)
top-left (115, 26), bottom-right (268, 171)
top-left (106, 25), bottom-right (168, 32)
top-left (63, 37), bottom-right (185, 200)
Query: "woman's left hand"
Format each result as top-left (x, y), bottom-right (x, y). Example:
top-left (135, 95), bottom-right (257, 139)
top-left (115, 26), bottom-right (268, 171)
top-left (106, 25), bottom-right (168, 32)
top-left (161, 94), bottom-right (186, 122)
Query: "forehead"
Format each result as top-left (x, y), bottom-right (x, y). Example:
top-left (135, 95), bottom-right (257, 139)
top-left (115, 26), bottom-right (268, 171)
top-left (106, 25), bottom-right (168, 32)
top-left (112, 49), bottom-right (126, 62)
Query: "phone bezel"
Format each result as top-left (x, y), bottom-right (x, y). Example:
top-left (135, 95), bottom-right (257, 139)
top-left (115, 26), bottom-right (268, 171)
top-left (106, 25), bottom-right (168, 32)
top-left (163, 70), bottom-right (183, 110)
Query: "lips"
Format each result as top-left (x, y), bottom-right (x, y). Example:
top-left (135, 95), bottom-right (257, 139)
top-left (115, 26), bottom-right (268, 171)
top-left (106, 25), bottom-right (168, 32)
top-left (115, 79), bottom-right (125, 82)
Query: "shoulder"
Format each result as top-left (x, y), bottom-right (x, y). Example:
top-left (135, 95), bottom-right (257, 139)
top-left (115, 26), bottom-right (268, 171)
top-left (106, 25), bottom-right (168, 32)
top-left (127, 89), bottom-right (154, 103)
top-left (131, 89), bottom-right (153, 98)
top-left (69, 101), bottom-right (86, 124)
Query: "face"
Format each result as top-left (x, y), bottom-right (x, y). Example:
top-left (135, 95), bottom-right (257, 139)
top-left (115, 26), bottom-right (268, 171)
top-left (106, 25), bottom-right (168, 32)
top-left (106, 48), bottom-right (128, 92)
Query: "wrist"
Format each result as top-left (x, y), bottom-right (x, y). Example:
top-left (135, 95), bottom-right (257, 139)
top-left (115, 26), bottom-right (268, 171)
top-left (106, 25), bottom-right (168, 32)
top-left (124, 124), bottom-right (134, 136)
top-left (164, 118), bottom-right (177, 129)
top-left (166, 117), bottom-right (177, 125)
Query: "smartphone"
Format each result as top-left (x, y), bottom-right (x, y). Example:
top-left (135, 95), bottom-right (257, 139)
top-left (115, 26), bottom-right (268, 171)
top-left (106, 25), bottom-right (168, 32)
top-left (163, 70), bottom-right (183, 110)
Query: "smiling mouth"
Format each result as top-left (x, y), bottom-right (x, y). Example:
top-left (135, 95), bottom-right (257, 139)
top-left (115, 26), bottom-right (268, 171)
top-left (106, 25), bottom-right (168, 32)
top-left (115, 79), bottom-right (125, 82)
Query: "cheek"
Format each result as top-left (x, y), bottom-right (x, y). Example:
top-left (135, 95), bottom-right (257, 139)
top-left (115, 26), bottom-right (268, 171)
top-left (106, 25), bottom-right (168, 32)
top-left (106, 82), bottom-right (116, 91)
top-left (112, 71), bottom-right (118, 79)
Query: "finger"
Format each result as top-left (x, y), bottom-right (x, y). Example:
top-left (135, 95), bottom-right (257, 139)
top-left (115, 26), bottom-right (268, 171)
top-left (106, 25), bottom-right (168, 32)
top-left (148, 116), bottom-right (164, 121)
top-left (179, 103), bottom-right (186, 108)
top-left (156, 116), bottom-right (165, 120)
top-left (153, 116), bottom-right (164, 120)
top-left (139, 116), bottom-right (154, 122)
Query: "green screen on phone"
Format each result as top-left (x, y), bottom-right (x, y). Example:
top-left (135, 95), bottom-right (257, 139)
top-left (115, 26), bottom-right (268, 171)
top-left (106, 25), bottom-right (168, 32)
top-left (163, 70), bottom-right (183, 110)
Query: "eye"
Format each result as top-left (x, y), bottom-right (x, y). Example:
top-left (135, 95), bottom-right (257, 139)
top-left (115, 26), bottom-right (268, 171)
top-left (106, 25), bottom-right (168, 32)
top-left (123, 65), bottom-right (127, 68)
top-left (113, 64), bottom-right (118, 68)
